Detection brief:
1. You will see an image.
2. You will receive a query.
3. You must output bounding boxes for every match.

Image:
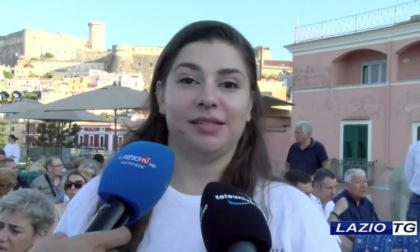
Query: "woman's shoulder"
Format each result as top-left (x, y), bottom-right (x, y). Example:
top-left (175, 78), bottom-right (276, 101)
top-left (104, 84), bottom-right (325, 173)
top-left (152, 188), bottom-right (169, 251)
top-left (255, 180), bottom-right (308, 200)
top-left (255, 180), bottom-right (341, 251)
top-left (257, 180), bottom-right (324, 213)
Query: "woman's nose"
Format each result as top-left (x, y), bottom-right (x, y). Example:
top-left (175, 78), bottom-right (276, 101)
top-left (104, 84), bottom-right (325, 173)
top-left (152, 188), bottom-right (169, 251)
top-left (196, 82), bottom-right (218, 109)
top-left (0, 229), bottom-right (9, 241)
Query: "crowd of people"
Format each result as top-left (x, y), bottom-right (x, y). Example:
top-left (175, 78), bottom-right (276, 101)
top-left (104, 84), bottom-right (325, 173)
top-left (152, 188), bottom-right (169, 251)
top-left (0, 20), bottom-right (418, 252)
top-left (284, 121), bottom-right (419, 251)
top-left (0, 151), bottom-right (105, 252)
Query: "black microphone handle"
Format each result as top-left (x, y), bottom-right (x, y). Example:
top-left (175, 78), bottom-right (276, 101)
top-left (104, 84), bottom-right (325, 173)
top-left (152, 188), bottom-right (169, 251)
top-left (227, 241), bottom-right (257, 252)
top-left (85, 198), bottom-right (131, 232)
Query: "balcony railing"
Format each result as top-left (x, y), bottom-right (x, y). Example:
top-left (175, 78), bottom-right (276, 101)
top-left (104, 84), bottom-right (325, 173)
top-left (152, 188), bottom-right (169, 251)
top-left (295, 1), bottom-right (420, 43)
top-left (330, 158), bottom-right (377, 185)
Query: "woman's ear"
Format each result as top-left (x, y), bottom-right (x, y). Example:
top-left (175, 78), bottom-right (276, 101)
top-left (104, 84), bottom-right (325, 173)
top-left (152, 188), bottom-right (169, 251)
top-left (246, 92), bottom-right (254, 122)
top-left (33, 229), bottom-right (50, 245)
top-left (247, 102), bottom-right (252, 122)
top-left (156, 81), bottom-right (165, 115)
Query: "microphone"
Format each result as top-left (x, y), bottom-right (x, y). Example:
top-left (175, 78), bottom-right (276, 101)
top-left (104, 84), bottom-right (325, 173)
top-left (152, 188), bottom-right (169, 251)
top-left (200, 182), bottom-right (272, 252)
top-left (85, 141), bottom-right (174, 232)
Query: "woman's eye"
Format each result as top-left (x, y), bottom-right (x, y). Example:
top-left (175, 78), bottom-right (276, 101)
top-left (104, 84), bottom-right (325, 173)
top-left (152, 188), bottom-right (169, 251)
top-left (11, 229), bottom-right (21, 234)
top-left (220, 81), bottom-right (239, 89)
top-left (179, 77), bottom-right (199, 84)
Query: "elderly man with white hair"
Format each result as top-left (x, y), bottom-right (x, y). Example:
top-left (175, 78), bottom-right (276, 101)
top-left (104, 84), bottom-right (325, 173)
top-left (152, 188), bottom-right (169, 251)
top-left (286, 120), bottom-right (330, 175)
top-left (331, 168), bottom-right (379, 222)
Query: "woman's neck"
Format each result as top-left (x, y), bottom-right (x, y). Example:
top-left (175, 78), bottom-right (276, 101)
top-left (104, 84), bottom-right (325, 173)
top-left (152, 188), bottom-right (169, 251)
top-left (170, 147), bottom-right (235, 195)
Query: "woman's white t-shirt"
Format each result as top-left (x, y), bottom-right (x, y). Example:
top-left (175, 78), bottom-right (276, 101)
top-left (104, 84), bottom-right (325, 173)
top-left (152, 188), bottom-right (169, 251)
top-left (55, 176), bottom-right (340, 252)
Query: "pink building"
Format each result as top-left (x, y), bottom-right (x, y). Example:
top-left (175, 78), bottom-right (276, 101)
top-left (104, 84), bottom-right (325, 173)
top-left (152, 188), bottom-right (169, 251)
top-left (285, 2), bottom-right (420, 220)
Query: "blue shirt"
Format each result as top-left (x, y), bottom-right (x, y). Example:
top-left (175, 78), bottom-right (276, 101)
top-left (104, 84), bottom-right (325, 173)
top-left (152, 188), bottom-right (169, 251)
top-left (286, 138), bottom-right (329, 175)
top-left (333, 190), bottom-right (379, 221)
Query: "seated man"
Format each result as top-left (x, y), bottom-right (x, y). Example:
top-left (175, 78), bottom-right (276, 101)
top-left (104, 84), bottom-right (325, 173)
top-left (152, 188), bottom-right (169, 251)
top-left (283, 170), bottom-right (312, 196)
top-left (312, 169), bottom-right (357, 250)
top-left (332, 168), bottom-right (379, 221)
top-left (311, 168), bottom-right (337, 218)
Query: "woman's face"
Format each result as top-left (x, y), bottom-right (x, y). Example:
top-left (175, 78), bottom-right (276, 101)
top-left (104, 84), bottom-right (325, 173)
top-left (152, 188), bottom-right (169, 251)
top-left (157, 40), bottom-right (252, 157)
top-left (64, 174), bottom-right (85, 200)
top-left (0, 183), bottom-right (15, 198)
top-left (0, 210), bottom-right (43, 252)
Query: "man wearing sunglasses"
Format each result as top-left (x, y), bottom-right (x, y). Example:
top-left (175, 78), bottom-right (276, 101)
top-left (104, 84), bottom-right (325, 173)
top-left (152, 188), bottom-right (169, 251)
top-left (30, 156), bottom-right (66, 204)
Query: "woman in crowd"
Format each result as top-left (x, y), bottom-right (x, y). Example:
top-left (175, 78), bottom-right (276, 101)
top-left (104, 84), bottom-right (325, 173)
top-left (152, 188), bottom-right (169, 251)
top-left (55, 169), bottom-right (93, 220)
top-left (38, 20), bottom-right (340, 251)
top-left (0, 189), bottom-right (55, 252)
top-left (0, 168), bottom-right (17, 200)
top-left (71, 157), bottom-right (85, 170)
top-left (78, 159), bottom-right (101, 178)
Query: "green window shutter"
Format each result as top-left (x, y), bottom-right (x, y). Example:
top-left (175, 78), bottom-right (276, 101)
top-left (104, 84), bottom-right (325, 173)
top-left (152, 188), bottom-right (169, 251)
top-left (417, 126), bottom-right (420, 141)
top-left (343, 124), bottom-right (368, 161)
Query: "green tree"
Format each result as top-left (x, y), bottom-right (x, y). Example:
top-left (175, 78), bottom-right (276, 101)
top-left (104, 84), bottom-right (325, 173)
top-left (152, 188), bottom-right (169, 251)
top-left (0, 119), bottom-right (9, 145)
top-left (35, 122), bottom-right (81, 148)
top-left (43, 52), bottom-right (55, 59)
top-left (29, 71), bottom-right (38, 78)
top-left (3, 70), bottom-right (14, 79)
top-left (25, 91), bottom-right (40, 100)
top-left (42, 72), bottom-right (52, 78)
top-left (99, 112), bottom-right (113, 119)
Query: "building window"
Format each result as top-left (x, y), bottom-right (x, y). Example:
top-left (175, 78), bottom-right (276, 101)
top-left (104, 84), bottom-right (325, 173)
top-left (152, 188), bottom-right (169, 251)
top-left (361, 60), bottom-right (387, 84)
top-left (78, 135), bottom-right (84, 146)
top-left (339, 121), bottom-right (373, 181)
top-left (340, 120), bottom-right (372, 162)
top-left (262, 91), bottom-right (273, 96)
top-left (88, 135), bottom-right (94, 147)
top-left (99, 135), bottom-right (105, 148)
top-left (412, 122), bottom-right (420, 143)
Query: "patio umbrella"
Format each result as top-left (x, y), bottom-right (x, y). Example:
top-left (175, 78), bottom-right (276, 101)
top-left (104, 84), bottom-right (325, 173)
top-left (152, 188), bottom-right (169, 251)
top-left (40, 85), bottom-right (148, 111)
top-left (0, 99), bottom-right (44, 162)
top-left (6, 110), bottom-right (111, 122)
top-left (6, 109), bottom-right (111, 164)
top-left (39, 85), bottom-right (149, 151)
top-left (0, 99), bottom-right (43, 113)
top-left (261, 94), bottom-right (294, 108)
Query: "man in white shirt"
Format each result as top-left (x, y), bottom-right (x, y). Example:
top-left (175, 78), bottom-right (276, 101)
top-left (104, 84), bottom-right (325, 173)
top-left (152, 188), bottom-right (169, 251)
top-left (311, 168), bottom-right (337, 218)
top-left (4, 134), bottom-right (20, 164)
top-left (404, 140), bottom-right (420, 230)
top-left (312, 168), bottom-right (357, 251)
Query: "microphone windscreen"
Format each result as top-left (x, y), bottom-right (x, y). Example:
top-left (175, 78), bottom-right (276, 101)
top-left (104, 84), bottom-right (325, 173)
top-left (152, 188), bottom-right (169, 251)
top-left (98, 141), bottom-right (174, 224)
top-left (200, 182), bottom-right (272, 252)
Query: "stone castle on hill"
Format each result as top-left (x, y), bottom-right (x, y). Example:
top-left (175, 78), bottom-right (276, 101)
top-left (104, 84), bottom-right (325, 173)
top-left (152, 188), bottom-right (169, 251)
top-left (0, 21), bottom-right (163, 87)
